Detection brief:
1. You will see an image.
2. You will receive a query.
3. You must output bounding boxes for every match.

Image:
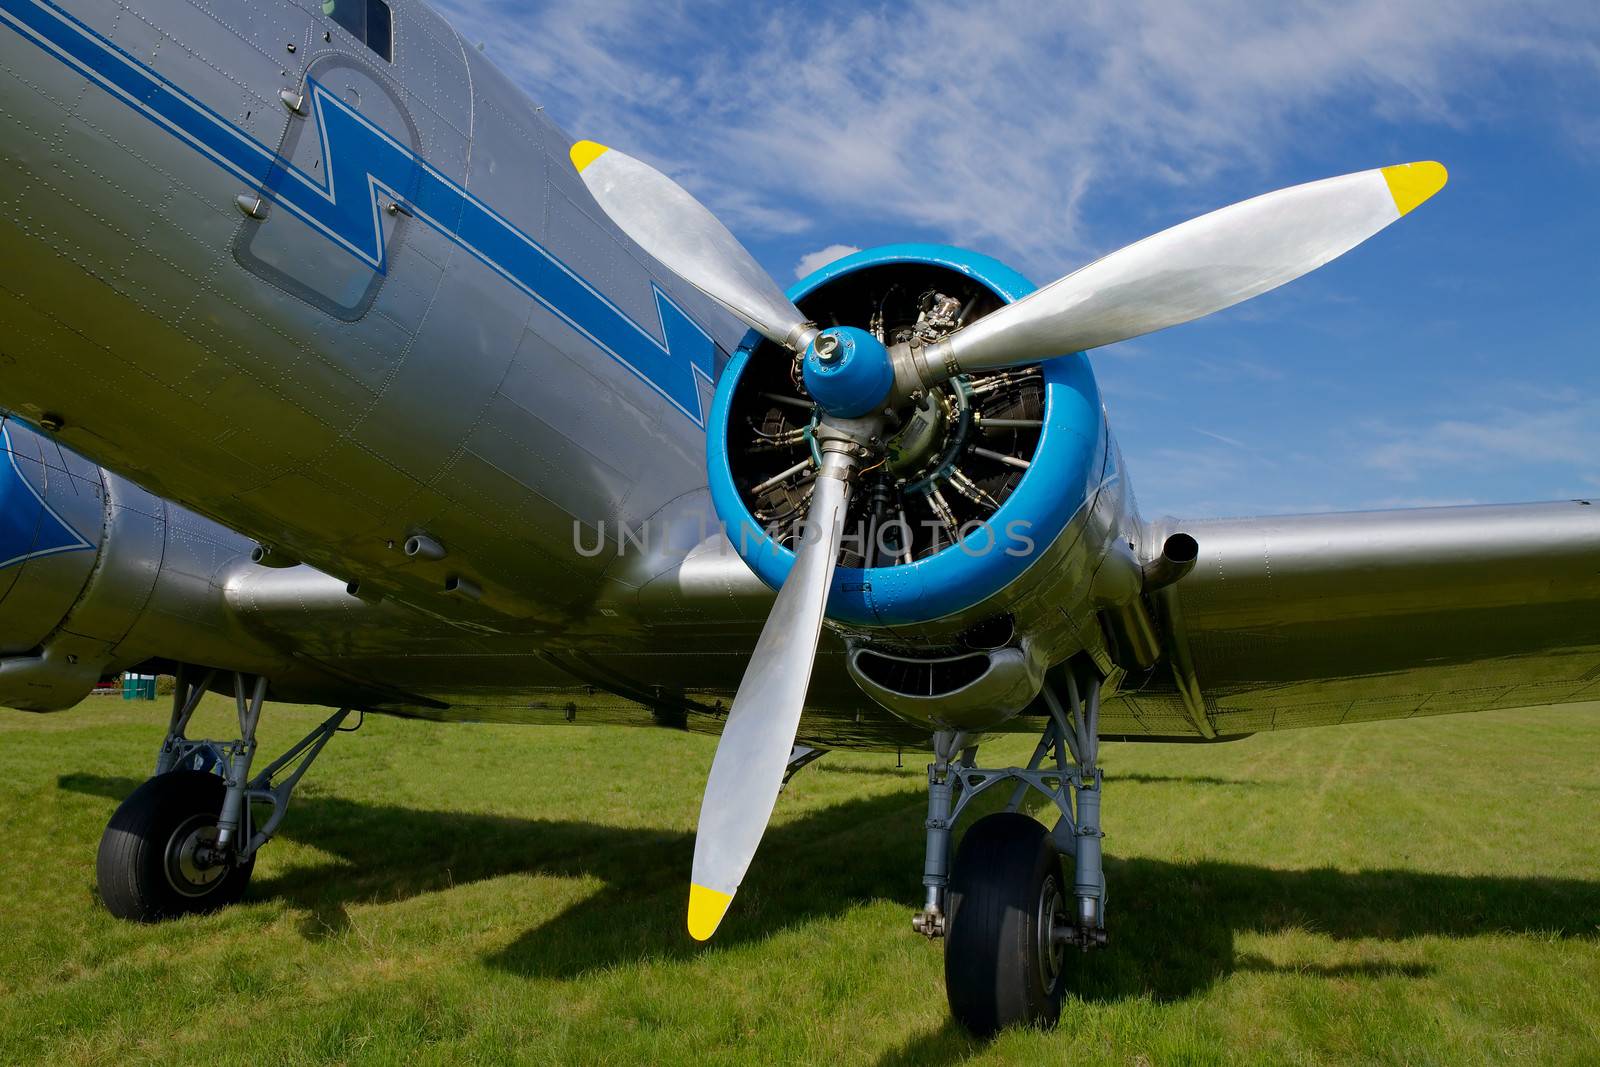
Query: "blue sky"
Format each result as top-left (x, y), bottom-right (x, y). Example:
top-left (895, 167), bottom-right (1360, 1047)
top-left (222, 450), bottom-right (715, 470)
top-left (438, 0), bottom-right (1599, 518)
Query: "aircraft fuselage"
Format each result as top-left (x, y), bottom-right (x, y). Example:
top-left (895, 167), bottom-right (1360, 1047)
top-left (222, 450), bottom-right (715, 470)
top-left (0, 0), bottom-right (1145, 741)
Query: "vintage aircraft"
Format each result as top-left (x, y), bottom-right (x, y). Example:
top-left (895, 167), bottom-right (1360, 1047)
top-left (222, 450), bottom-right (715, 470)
top-left (2, 0), bottom-right (1596, 1036)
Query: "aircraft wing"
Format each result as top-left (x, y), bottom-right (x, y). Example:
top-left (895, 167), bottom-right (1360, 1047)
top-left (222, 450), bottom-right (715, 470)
top-left (1118, 501), bottom-right (1600, 738)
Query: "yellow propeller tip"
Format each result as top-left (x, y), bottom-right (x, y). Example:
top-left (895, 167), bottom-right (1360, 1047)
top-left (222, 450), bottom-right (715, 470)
top-left (1381, 161), bottom-right (1448, 216)
top-left (687, 883), bottom-right (734, 941)
top-left (570, 140), bottom-right (610, 174)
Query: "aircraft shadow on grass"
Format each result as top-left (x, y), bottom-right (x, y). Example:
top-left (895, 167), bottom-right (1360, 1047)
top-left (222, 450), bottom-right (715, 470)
top-left (61, 773), bottom-right (1600, 1012)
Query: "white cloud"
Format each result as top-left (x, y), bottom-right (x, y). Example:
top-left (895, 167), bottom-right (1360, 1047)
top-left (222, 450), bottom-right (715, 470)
top-left (1193, 428), bottom-right (1248, 450)
top-left (1361, 391), bottom-right (1600, 482)
top-left (434, 0), bottom-right (1598, 278)
top-left (793, 244), bottom-right (861, 279)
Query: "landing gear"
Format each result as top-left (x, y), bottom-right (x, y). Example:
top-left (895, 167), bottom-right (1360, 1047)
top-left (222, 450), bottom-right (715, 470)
top-left (915, 663), bottom-right (1107, 1036)
top-left (96, 668), bottom-right (353, 922)
top-left (945, 812), bottom-right (1069, 1035)
top-left (97, 770), bottom-right (255, 920)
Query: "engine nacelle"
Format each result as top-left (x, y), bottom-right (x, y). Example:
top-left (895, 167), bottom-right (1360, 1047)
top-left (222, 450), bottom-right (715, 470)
top-left (0, 416), bottom-right (417, 714)
top-left (707, 245), bottom-right (1139, 729)
top-left (0, 417), bottom-right (210, 710)
top-left (0, 418), bottom-right (109, 708)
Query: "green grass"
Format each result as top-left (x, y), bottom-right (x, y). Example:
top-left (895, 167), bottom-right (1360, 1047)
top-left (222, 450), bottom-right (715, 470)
top-left (1, 696), bottom-right (1597, 1065)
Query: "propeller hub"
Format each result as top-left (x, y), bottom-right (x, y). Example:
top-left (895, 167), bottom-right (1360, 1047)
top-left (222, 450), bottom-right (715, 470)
top-left (802, 326), bottom-right (894, 418)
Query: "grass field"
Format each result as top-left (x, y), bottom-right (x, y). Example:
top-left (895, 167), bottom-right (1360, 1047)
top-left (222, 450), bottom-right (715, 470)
top-left (1, 695), bottom-right (1597, 1065)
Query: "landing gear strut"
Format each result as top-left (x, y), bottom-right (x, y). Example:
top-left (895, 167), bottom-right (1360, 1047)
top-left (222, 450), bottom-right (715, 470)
top-left (914, 663), bottom-right (1107, 1035)
top-left (97, 669), bottom-right (353, 921)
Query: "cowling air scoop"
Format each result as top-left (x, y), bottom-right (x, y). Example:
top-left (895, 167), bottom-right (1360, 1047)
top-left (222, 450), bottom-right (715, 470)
top-left (570, 138), bottom-right (1446, 940)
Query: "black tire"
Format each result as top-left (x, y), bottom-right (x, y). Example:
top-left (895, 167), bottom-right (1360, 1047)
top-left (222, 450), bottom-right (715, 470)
top-left (96, 770), bottom-right (255, 922)
top-left (944, 811), bottom-right (1069, 1036)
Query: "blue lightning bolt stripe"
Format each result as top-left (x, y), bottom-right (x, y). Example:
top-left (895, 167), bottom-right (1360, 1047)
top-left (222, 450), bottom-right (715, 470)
top-left (0, 0), bottom-right (718, 424)
top-left (0, 424), bottom-right (93, 571)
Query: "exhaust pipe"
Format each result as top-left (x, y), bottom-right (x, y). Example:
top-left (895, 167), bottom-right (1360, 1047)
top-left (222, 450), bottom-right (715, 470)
top-left (1141, 533), bottom-right (1199, 592)
top-left (1099, 532), bottom-right (1199, 672)
top-left (250, 544), bottom-right (300, 569)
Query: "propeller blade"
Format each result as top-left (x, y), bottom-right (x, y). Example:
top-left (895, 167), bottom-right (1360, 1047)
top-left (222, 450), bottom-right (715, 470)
top-left (687, 448), bottom-right (856, 940)
top-left (925, 161), bottom-right (1448, 377)
top-left (571, 141), bottom-right (815, 351)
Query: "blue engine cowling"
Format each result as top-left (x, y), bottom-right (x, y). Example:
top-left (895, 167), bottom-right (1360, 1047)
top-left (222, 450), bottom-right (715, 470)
top-left (707, 244), bottom-right (1109, 631)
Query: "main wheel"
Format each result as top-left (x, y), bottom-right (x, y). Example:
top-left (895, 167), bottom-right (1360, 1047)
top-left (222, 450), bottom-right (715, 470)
top-left (96, 770), bottom-right (255, 922)
top-left (944, 811), bottom-right (1069, 1036)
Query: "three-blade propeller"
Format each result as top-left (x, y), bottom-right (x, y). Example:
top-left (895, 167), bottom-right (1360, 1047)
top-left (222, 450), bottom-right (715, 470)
top-left (571, 138), bottom-right (1447, 941)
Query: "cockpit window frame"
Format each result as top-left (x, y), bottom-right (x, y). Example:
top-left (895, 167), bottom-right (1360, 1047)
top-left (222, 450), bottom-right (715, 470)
top-left (366, 0), bottom-right (393, 63)
top-left (321, 0), bottom-right (394, 64)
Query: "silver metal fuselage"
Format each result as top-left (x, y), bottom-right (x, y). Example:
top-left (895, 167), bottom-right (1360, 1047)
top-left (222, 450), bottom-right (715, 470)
top-left (0, 0), bottom-right (788, 713)
top-left (3, 0), bottom-right (1599, 746)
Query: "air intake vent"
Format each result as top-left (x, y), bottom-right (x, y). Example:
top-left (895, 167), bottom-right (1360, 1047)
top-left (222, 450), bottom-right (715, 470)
top-left (846, 641), bottom-right (1048, 731)
top-left (854, 648), bottom-right (991, 698)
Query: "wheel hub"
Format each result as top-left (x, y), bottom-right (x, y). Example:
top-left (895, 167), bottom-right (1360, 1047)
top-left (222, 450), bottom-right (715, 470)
top-left (1036, 873), bottom-right (1068, 992)
top-left (165, 813), bottom-right (227, 897)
